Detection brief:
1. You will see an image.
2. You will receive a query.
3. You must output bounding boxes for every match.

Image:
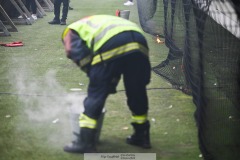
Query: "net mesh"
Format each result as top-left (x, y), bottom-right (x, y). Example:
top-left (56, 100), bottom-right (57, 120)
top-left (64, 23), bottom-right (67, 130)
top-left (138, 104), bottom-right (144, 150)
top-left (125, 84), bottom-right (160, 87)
top-left (138, 0), bottom-right (240, 159)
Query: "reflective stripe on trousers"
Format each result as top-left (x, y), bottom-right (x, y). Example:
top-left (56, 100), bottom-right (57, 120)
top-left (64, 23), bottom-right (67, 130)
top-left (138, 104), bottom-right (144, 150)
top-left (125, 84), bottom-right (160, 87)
top-left (91, 42), bottom-right (148, 65)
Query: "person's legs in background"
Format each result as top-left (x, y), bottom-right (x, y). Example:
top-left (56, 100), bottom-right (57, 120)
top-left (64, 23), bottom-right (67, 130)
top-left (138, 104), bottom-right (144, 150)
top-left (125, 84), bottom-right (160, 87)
top-left (19, 0), bottom-right (30, 18)
top-left (124, 0), bottom-right (134, 6)
top-left (69, 0), bottom-right (73, 10)
top-left (30, 0), bottom-right (37, 20)
top-left (18, 0), bottom-right (37, 20)
top-left (48, 0), bottom-right (62, 24)
top-left (25, 0), bottom-right (31, 14)
top-left (60, 0), bottom-right (69, 25)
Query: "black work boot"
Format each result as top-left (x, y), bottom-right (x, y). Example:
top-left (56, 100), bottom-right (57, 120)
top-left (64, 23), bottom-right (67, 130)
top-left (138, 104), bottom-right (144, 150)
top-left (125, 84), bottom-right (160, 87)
top-left (60, 20), bottom-right (66, 25)
top-left (63, 128), bottom-right (97, 153)
top-left (126, 120), bottom-right (151, 149)
top-left (48, 19), bottom-right (60, 24)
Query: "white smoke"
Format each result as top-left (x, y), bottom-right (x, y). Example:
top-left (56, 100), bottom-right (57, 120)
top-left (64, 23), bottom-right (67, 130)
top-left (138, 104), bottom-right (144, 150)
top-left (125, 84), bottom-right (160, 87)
top-left (12, 69), bottom-right (85, 121)
top-left (9, 64), bottom-right (86, 146)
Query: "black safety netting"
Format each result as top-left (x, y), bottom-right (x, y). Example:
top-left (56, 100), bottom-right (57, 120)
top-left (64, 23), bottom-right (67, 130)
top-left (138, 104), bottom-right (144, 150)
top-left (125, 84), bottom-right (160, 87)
top-left (138, 0), bottom-right (240, 160)
top-left (138, 0), bottom-right (191, 95)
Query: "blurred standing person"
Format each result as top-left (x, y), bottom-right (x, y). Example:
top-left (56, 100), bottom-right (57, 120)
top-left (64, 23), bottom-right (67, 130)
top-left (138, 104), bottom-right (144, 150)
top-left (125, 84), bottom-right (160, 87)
top-left (69, 0), bottom-right (73, 10)
top-left (124, 0), bottom-right (134, 6)
top-left (25, 0), bottom-right (37, 20)
top-left (61, 15), bottom-right (152, 153)
top-left (48, 0), bottom-right (69, 25)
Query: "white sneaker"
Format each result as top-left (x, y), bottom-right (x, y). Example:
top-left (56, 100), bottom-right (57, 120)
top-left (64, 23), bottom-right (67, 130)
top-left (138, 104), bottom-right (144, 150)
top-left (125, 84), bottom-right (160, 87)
top-left (31, 14), bottom-right (37, 20)
top-left (18, 15), bottom-right (30, 20)
top-left (18, 14), bottom-right (30, 19)
top-left (18, 14), bottom-right (27, 18)
top-left (124, 1), bottom-right (134, 6)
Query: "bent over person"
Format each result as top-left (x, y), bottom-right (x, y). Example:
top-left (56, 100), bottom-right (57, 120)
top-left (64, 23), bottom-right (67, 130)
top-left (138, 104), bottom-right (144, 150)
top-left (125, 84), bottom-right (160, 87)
top-left (62, 15), bottom-right (151, 153)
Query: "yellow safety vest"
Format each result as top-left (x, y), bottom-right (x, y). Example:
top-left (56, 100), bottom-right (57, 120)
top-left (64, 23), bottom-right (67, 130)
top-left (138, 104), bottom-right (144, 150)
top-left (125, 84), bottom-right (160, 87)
top-left (62, 15), bottom-right (148, 66)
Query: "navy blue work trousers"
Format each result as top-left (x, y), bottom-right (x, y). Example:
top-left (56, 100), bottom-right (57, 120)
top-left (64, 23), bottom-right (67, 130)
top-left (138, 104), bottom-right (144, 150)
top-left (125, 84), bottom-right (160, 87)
top-left (83, 31), bottom-right (151, 120)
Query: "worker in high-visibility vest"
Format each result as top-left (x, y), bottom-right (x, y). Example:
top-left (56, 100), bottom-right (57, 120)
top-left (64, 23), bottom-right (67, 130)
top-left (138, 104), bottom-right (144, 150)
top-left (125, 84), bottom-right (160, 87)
top-left (62, 15), bottom-right (151, 153)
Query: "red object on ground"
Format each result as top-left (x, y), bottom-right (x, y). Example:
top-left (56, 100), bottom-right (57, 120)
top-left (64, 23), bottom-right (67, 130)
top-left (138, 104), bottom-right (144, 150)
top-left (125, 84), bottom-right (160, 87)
top-left (0, 41), bottom-right (23, 47)
top-left (116, 9), bottom-right (120, 17)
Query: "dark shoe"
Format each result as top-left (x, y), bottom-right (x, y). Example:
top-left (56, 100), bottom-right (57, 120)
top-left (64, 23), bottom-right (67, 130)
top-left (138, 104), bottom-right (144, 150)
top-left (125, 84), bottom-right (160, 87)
top-left (126, 120), bottom-right (151, 149)
top-left (60, 20), bottom-right (66, 25)
top-left (48, 19), bottom-right (60, 24)
top-left (63, 128), bottom-right (97, 153)
top-left (69, 6), bottom-right (73, 10)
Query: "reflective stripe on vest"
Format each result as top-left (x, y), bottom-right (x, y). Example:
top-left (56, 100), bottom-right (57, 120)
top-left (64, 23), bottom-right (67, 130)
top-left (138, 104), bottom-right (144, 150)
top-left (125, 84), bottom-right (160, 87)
top-left (64, 15), bottom-right (143, 52)
top-left (91, 42), bottom-right (148, 65)
top-left (93, 23), bottom-right (140, 46)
